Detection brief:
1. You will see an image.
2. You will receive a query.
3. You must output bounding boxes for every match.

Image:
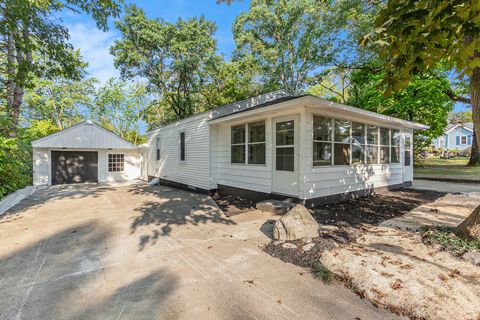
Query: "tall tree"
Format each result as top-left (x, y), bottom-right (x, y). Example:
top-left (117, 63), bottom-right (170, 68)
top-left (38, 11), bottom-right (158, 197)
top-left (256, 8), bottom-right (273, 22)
top-left (111, 5), bottom-right (220, 120)
top-left (23, 76), bottom-right (96, 130)
top-left (362, 0), bottom-right (480, 161)
top-left (90, 78), bottom-right (148, 144)
top-left (0, 0), bottom-right (122, 135)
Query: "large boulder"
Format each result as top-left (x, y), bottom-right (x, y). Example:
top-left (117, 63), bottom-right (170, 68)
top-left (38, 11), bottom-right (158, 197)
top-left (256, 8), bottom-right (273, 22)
top-left (273, 204), bottom-right (320, 240)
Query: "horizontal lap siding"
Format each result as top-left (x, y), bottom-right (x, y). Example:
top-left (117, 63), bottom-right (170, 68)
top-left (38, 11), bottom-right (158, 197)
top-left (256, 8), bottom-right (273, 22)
top-left (302, 109), bottom-right (406, 200)
top-left (211, 120), bottom-right (273, 194)
top-left (147, 115), bottom-right (211, 190)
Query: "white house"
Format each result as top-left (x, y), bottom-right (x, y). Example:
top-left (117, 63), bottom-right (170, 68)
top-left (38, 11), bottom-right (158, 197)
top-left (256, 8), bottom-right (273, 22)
top-left (431, 122), bottom-right (473, 152)
top-left (146, 91), bottom-right (427, 206)
top-left (32, 121), bottom-right (145, 186)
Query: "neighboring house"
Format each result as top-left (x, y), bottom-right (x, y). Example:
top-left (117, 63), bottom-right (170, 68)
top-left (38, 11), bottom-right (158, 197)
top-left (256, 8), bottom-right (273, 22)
top-left (146, 90), bottom-right (427, 206)
top-left (32, 121), bottom-right (145, 186)
top-left (432, 122), bottom-right (473, 151)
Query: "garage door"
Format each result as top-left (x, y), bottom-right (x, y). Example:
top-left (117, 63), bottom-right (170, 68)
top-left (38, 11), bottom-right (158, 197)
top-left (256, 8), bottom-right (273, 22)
top-left (51, 151), bottom-right (98, 185)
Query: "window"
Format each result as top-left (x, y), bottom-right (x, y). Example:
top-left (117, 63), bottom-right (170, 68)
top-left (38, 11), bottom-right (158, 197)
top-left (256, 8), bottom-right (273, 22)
top-left (231, 124), bottom-right (246, 164)
top-left (391, 129), bottom-right (400, 163)
top-left (108, 154), bottom-right (124, 172)
top-left (404, 134), bottom-right (412, 166)
top-left (276, 120), bottom-right (295, 171)
top-left (180, 132), bottom-right (186, 161)
top-left (366, 125), bottom-right (378, 164)
top-left (461, 136), bottom-right (467, 145)
top-left (380, 128), bottom-right (390, 164)
top-left (313, 116), bottom-right (332, 166)
top-left (334, 119), bottom-right (351, 165)
top-left (351, 122), bottom-right (365, 164)
top-left (248, 121), bottom-right (266, 164)
top-left (156, 137), bottom-right (160, 161)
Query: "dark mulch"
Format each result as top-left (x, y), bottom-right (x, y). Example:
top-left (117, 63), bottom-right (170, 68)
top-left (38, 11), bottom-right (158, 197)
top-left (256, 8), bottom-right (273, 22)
top-left (211, 194), bottom-right (256, 217)
top-left (311, 188), bottom-right (446, 227)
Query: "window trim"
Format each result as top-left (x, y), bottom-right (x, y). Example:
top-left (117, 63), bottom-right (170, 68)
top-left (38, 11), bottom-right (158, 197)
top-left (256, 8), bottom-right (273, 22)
top-left (312, 116), bottom-right (333, 166)
top-left (156, 137), bottom-right (161, 161)
top-left (108, 153), bottom-right (125, 172)
top-left (231, 124), bottom-right (246, 164)
top-left (179, 131), bottom-right (186, 162)
top-left (460, 135), bottom-right (467, 145)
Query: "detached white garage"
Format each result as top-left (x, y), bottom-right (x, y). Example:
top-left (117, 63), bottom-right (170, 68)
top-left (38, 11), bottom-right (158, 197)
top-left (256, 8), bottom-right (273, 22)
top-left (32, 121), bottom-right (145, 186)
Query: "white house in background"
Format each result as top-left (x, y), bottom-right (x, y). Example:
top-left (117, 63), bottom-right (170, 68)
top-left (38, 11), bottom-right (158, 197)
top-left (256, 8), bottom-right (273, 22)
top-left (147, 90), bottom-right (427, 206)
top-left (32, 121), bottom-right (145, 186)
top-left (431, 122), bottom-right (473, 151)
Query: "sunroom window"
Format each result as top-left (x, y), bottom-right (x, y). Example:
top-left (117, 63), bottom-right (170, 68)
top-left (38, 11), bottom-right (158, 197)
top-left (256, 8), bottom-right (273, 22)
top-left (351, 122), bottom-right (365, 164)
top-left (334, 119), bottom-right (351, 165)
top-left (380, 128), bottom-right (390, 164)
top-left (366, 125), bottom-right (378, 164)
top-left (313, 116), bottom-right (332, 166)
top-left (391, 129), bottom-right (400, 163)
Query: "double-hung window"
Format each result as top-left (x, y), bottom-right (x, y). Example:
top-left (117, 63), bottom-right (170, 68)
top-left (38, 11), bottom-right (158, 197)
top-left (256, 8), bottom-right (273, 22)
top-left (313, 116), bottom-right (332, 166)
top-left (366, 125), bottom-right (378, 164)
top-left (351, 122), bottom-right (365, 164)
top-left (231, 122), bottom-right (266, 165)
top-left (334, 119), bottom-right (351, 165)
top-left (391, 129), bottom-right (400, 163)
top-left (180, 132), bottom-right (186, 161)
top-left (404, 134), bottom-right (412, 166)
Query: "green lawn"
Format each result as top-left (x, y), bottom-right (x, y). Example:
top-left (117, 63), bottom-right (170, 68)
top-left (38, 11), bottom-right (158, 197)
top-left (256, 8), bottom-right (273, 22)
top-left (414, 156), bottom-right (480, 180)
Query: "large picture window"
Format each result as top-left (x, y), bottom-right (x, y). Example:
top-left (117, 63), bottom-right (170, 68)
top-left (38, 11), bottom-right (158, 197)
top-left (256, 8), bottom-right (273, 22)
top-left (108, 154), bottom-right (124, 172)
top-left (231, 121), bottom-right (266, 165)
top-left (334, 119), bottom-right (351, 165)
top-left (313, 116), bottom-right (332, 166)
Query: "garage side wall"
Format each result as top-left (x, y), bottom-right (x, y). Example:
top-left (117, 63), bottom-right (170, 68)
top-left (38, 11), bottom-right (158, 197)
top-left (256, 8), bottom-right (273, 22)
top-left (33, 148), bottom-right (50, 186)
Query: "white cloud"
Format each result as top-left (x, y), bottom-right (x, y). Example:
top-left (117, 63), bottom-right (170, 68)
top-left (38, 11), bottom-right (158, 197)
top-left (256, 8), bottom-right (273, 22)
top-left (67, 22), bottom-right (120, 84)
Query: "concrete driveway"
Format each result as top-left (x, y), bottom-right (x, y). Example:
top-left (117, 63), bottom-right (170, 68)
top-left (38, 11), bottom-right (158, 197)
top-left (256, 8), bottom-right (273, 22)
top-left (0, 182), bottom-right (398, 320)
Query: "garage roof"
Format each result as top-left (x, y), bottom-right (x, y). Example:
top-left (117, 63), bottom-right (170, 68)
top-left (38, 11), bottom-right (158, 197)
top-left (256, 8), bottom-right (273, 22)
top-left (32, 121), bottom-right (135, 149)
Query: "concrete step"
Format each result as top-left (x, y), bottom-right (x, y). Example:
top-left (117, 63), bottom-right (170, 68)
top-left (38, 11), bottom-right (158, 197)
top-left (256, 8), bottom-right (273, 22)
top-left (256, 199), bottom-right (296, 214)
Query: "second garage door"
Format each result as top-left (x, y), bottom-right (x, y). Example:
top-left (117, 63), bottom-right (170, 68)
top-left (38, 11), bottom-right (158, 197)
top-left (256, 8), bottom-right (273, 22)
top-left (51, 151), bottom-right (98, 185)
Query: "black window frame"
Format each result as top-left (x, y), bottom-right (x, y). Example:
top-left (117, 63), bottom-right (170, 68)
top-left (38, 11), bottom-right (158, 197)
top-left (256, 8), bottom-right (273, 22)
top-left (180, 132), bottom-right (186, 161)
top-left (156, 137), bottom-right (160, 161)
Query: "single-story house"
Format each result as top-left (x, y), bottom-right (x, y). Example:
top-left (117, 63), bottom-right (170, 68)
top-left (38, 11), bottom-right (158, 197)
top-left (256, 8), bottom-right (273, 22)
top-left (32, 121), bottom-right (145, 186)
top-left (431, 122), bottom-right (473, 151)
top-left (147, 90), bottom-right (427, 206)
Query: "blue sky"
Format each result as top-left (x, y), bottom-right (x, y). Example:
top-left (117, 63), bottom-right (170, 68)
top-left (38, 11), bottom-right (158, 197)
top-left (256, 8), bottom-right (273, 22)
top-left (62, 0), bottom-right (250, 85)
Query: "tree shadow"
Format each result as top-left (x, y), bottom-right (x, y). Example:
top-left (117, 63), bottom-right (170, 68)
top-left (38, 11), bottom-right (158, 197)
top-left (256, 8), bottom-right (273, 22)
top-left (0, 222), bottom-right (178, 319)
top-left (129, 184), bottom-right (236, 250)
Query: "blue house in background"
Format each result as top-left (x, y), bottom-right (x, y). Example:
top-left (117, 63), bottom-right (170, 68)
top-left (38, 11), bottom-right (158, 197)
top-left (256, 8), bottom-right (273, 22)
top-left (432, 122), bottom-right (473, 151)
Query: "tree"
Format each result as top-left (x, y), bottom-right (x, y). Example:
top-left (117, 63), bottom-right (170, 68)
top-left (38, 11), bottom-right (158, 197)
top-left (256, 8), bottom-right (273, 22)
top-left (111, 5), bottom-right (220, 120)
top-left (0, 0), bottom-right (122, 136)
top-left (363, 0), bottom-right (480, 237)
top-left (362, 0), bottom-right (480, 158)
top-left (348, 69), bottom-right (454, 158)
top-left (23, 76), bottom-right (96, 130)
top-left (90, 78), bottom-right (148, 144)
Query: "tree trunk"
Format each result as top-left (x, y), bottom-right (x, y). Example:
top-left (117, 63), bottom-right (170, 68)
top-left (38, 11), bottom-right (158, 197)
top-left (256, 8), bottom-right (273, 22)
top-left (471, 67), bottom-right (480, 161)
top-left (456, 204), bottom-right (480, 240)
top-left (467, 124), bottom-right (480, 166)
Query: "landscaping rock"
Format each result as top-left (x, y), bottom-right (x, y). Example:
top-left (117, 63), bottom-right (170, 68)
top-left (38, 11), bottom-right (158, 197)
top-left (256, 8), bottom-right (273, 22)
top-left (302, 243), bottom-right (315, 252)
top-left (273, 240), bottom-right (285, 246)
top-left (462, 251), bottom-right (480, 266)
top-left (281, 243), bottom-right (297, 250)
top-left (273, 204), bottom-right (320, 240)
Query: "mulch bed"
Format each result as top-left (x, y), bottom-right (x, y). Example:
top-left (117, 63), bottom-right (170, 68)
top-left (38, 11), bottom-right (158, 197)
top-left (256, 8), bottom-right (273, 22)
top-left (311, 188), bottom-right (445, 227)
top-left (211, 194), bottom-right (256, 217)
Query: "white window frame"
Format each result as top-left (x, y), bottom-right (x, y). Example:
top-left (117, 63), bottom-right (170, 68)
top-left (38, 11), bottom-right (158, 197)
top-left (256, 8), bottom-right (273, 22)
top-left (230, 120), bottom-right (266, 165)
top-left (461, 135), bottom-right (467, 145)
top-left (108, 153), bottom-right (125, 172)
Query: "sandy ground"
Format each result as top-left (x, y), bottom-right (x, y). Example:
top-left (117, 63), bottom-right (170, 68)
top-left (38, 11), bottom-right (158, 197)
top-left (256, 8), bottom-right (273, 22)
top-left (321, 192), bottom-right (480, 320)
top-left (0, 182), bottom-right (398, 320)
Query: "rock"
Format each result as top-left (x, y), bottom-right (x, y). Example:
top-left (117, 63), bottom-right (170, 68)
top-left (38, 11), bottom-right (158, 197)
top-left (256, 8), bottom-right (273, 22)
top-left (273, 204), bottom-right (320, 240)
top-left (281, 243), bottom-right (297, 250)
top-left (302, 237), bottom-right (312, 243)
top-left (273, 240), bottom-right (285, 246)
top-left (302, 243), bottom-right (315, 252)
top-left (462, 251), bottom-right (480, 266)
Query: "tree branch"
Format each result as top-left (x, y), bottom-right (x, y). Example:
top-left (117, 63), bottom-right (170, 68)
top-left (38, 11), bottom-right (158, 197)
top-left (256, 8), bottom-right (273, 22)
top-left (445, 89), bottom-right (470, 104)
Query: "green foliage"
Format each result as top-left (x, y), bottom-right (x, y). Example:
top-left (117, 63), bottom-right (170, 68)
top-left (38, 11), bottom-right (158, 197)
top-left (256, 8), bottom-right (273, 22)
top-left (111, 5), bottom-right (220, 120)
top-left (421, 226), bottom-right (480, 254)
top-left (311, 261), bottom-right (333, 284)
top-left (0, 136), bottom-right (31, 198)
top-left (363, 0), bottom-right (480, 92)
top-left (91, 78), bottom-right (148, 144)
top-left (449, 111), bottom-right (473, 124)
top-left (348, 69), bottom-right (454, 155)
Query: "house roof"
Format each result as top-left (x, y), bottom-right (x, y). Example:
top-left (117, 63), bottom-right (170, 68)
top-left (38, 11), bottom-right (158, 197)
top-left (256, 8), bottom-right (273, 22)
top-left (32, 120), bottom-right (135, 149)
top-left (445, 122), bottom-right (473, 134)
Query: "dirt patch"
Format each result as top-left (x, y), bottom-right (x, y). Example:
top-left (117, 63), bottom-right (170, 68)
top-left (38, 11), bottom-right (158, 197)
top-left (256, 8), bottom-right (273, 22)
top-left (211, 194), bottom-right (256, 217)
top-left (311, 188), bottom-right (445, 227)
top-left (321, 226), bottom-right (480, 320)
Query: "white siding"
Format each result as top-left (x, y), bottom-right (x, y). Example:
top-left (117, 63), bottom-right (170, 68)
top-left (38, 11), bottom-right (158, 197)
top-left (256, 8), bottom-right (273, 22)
top-left (147, 114), bottom-right (211, 190)
top-left (33, 148), bottom-right (143, 186)
top-left (301, 108), bottom-right (408, 199)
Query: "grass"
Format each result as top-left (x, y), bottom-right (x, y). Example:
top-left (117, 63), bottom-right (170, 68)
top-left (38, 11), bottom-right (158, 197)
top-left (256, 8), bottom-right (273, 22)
top-left (311, 261), bottom-right (334, 284)
top-left (421, 226), bottom-right (480, 254)
top-left (414, 156), bottom-right (480, 179)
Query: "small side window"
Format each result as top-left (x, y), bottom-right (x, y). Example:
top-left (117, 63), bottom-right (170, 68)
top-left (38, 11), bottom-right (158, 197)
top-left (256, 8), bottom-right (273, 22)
top-left (180, 132), bottom-right (186, 161)
top-left (156, 137), bottom-right (160, 161)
